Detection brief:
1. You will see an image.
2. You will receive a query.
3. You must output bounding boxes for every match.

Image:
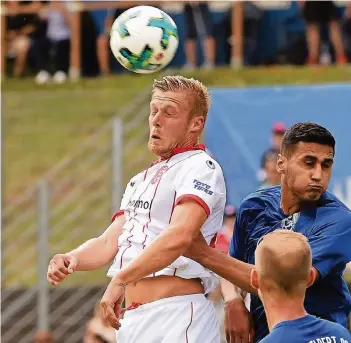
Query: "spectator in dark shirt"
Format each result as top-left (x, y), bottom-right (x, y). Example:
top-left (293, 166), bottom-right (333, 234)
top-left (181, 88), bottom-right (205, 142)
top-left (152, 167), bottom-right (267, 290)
top-left (184, 2), bottom-right (216, 70)
top-left (6, 1), bottom-right (43, 77)
top-left (300, 0), bottom-right (347, 65)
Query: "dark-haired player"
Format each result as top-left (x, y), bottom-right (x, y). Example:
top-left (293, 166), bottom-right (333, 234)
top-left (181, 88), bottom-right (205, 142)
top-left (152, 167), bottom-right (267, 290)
top-left (185, 122), bottom-right (351, 342)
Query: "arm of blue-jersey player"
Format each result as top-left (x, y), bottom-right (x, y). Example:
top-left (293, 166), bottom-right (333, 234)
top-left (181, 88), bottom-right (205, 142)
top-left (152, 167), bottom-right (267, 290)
top-left (309, 215), bottom-right (351, 280)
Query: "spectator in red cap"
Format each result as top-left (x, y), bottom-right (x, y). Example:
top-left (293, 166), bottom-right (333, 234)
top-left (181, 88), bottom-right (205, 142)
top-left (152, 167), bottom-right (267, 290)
top-left (258, 122), bottom-right (286, 183)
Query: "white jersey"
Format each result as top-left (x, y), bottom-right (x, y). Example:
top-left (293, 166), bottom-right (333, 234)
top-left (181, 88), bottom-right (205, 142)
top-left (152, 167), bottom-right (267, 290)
top-left (107, 145), bottom-right (226, 293)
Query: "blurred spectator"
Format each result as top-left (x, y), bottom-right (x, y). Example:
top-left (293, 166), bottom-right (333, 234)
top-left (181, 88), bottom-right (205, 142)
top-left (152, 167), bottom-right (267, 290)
top-left (258, 149), bottom-right (281, 190)
top-left (184, 2), bottom-right (216, 70)
top-left (93, 4), bottom-right (135, 76)
top-left (258, 122), bottom-right (286, 183)
top-left (84, 301), bottom-right (116, 343)
top-left (5, 1), bottom-right (43, 78)
top-left (34, 331), bottom-right (55, 343)
top-left (215, 205), bottom-right (236, 255)
top-left (300, 1), bottom-right (347, 65)
top-left (34, 2), bottom-right (71, 84)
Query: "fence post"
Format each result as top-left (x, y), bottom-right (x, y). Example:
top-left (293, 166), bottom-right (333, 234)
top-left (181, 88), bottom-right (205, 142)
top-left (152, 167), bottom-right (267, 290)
top-left (68, 1), bottom-right (82, 80)
top-left (1, 6), bottom-right (7, 80)
top-left (111, 118), bottom-right (123, 215)
top-left (231, 1), bottom-right (244, 68)
top-left (37, 180), bottom-right (50, 333)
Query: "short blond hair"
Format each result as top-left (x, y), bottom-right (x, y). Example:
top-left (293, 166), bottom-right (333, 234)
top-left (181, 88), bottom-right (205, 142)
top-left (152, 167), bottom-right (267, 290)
top-left (256, 230), bottom-right (312, 295)
top-left (152, 75), bottom-right (211, 120)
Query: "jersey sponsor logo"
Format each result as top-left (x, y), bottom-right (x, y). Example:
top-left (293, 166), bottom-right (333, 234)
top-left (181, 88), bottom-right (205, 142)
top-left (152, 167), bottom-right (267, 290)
top-left (130, 181), bottom-right (135, 187)
top-left (193, 179), bottom-right (213, 195)
top-left (206, 160), bottom-right (215, 169)
top-left (127, 199), bottom-right (153, 210)
top-left (280, 212), bottom-right (300, 231)
top-left (151, 166), bottom-right (169, 184)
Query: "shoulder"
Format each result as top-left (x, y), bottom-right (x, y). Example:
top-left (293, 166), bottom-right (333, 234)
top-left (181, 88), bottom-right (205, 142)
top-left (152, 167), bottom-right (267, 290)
top-left (239, 185), bottom-right (281, 212)
top-left (260, 328), bottom-right (289, 343)
top-left (126, 171), bottom-right (145, 187)
top-left (182, 150), bottom-right (223, 173)
top-left (319, 318), bottom-right (351, 336)
top-left (314, 193), bottom-right (351, 231)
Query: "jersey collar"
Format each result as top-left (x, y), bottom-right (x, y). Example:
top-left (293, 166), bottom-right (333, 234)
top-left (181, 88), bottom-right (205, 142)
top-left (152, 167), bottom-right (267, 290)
top-left (171, 144), bottom-right (206, 156)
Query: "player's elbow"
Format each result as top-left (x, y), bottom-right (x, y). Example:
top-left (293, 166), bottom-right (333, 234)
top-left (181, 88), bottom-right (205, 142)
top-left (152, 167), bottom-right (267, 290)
top-left (167, 229), bottom-right (194, 251)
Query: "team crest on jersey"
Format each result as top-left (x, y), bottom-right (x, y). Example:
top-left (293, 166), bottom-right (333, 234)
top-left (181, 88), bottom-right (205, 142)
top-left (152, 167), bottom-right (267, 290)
top-left (280, 213), bottom-right (300, 231)
top-left (151, 166), bottom-right (169, 184)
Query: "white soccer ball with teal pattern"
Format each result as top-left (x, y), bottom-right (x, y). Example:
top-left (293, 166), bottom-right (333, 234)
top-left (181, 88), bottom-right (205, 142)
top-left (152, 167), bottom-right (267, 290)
top-left (110, 6), bottom-right (179, 74)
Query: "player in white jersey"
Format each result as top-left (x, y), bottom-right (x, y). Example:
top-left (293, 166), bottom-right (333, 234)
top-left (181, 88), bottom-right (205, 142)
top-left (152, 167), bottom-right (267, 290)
top-left (47, 75), bottom-right (226, 343)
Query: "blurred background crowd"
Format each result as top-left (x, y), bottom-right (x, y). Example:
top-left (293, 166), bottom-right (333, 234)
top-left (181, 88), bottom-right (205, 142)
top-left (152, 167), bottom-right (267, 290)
top-left (3, 0), bottom-right (351, 83)
top-left (2, 1), bottom-right (351, 343)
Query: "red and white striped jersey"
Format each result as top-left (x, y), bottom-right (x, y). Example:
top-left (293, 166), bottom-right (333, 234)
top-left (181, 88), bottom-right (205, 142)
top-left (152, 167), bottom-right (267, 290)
top-left (107, 145), bottom-right (226, 293)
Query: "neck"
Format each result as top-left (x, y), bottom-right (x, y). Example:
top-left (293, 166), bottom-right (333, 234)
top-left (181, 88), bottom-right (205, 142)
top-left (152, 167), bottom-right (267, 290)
top-left (158, 138), bottom-right (199, 160)
top-left (262, 293), bottom-right (307, 331)
top-left (280, 182), bottom-right (317, 215)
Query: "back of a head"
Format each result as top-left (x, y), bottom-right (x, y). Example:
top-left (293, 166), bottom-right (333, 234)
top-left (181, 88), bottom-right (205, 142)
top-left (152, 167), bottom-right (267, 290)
top-left (281, 122), bottom-right (335, 157)
top-left (255, 230), bottom-right (312, 296)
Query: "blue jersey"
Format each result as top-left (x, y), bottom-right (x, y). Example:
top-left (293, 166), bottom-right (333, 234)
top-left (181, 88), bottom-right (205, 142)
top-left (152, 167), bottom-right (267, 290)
top-left (260, 315), bottom-right (351, 343)
top-left (229, 186), bottom-right (351, 342)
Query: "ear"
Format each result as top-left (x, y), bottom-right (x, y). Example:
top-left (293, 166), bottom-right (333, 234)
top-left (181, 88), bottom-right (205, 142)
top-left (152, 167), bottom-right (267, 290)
top-left (251, 269), bottom-right (259, 291)
top-left (190, 115), bottom-right (205, 134)
top-left (307, 267), bottom-right (317, 288)
top-left (276, 153), bottom-right (285, 175)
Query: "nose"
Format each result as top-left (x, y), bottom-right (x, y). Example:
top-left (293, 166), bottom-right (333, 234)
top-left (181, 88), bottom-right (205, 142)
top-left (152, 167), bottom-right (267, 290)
top-left (311, 164), bottom-right (322, 182)
top-left (151, 111), bottom-right (162, 128)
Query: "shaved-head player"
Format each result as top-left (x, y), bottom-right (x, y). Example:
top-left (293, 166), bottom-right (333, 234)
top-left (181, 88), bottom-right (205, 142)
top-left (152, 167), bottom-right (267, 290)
top-left (252, 230), bottom-right (351, 343)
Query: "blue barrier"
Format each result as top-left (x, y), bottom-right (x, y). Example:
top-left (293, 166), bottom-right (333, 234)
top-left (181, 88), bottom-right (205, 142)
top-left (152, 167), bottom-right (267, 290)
top-left (205, 83), bottom-right (351, 208)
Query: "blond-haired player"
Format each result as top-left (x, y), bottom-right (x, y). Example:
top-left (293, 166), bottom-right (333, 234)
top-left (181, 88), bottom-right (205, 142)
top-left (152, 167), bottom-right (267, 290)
top-left (252, 230), bottom-right (351, 343)
top-left (47, 75), bottom-right (226, 343)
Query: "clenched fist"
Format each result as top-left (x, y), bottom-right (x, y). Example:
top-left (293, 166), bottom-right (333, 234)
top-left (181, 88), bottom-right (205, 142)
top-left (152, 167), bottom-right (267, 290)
top-left (47, 254), bottom-right (77, 286)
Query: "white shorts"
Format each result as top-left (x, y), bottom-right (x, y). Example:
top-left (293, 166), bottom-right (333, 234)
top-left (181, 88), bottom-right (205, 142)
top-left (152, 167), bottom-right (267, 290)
top-left (116, 294), bottom-right (220, 343)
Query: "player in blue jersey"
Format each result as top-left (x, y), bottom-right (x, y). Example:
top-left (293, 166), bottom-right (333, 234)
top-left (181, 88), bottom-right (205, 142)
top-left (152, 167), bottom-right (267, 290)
top-left (184, 122), bottom-right (351, 342)
top-left (251, 230), bottom-right (351, 343)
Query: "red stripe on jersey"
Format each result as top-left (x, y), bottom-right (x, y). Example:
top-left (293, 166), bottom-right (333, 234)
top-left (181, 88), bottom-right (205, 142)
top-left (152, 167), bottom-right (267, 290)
top-left (169, 191), bottom-right (177, 223)
top-left (175, 194), bottom-right (210, 217)
top-left (119, 224), bottom-right (134, 269)
top-left (209, 233), bottom-right (217, 248)
top-left (185, 302), bottom-right (194, 343)
top-left (141, 172), bottom-right (164, 248)
top-left (111, 210), bottom-right (124, 222)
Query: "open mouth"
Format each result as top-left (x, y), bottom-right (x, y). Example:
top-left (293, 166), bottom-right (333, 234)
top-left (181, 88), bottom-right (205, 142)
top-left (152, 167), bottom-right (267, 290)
top-left (151, 134), bottom-right (161, 139)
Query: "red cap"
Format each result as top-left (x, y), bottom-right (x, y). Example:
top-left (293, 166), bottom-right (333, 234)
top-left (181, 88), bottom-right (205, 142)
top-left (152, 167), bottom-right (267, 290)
top-left (272, 122), bottom-right (286, 134)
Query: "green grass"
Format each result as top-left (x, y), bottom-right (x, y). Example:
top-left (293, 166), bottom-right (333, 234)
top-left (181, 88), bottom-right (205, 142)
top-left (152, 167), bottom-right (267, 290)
top-left (3, 65), bottom-right (351, 286)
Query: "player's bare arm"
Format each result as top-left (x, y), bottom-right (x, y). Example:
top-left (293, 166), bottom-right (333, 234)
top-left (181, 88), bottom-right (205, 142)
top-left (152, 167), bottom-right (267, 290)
top-left (47, 214), bottom-right (125, 286)
top-left (185, 233), bottom-right (257, 294)
top-left (100, 199), bottom-right (207, 328)
top-left (221, 279), bottom-right (255, 343)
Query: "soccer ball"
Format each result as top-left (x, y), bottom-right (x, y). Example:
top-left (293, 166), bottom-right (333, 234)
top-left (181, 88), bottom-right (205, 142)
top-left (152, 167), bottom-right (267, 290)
top-left (110, 6), bottom-right (179, 74)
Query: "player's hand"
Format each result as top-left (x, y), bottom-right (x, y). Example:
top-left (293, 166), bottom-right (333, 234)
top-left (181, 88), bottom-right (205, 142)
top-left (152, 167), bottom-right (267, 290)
top-left (183, 232), bottom-right (209, 262)
top-left (224, 298), bottom-right (254, 343)
top-left (47, 253), bottom-right (77, 286)
top-left (100, 279), bottom-right (125, 330)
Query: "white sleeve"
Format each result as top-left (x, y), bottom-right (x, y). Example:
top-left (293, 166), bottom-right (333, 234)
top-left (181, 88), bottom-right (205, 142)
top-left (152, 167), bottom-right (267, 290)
top-left (174, 158), bottom-right (225, 217)
top-left (111, 177), bottom-right (138, 221)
